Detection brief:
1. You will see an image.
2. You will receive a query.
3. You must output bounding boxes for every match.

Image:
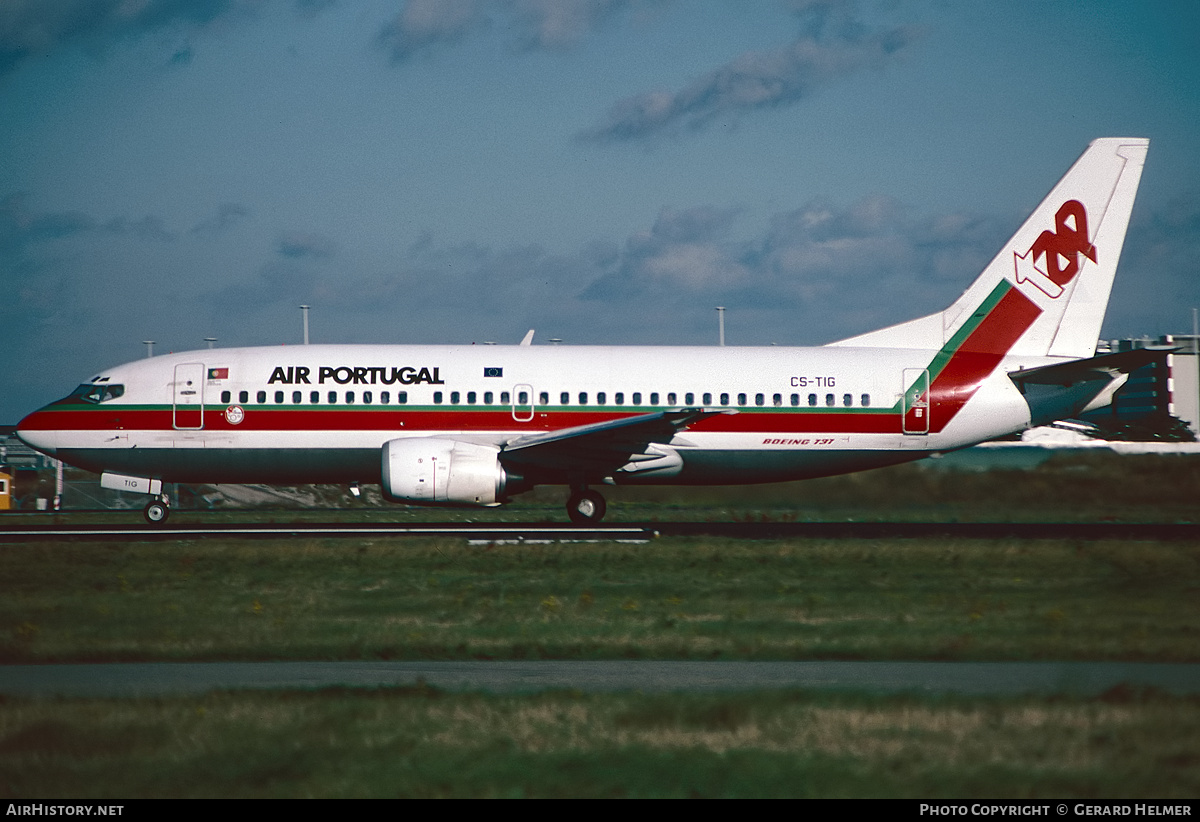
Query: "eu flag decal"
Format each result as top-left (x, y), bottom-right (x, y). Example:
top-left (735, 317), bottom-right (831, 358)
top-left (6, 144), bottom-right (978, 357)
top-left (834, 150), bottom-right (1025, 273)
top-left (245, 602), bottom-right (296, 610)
top-left (484, 367), bottom-right (503, 378)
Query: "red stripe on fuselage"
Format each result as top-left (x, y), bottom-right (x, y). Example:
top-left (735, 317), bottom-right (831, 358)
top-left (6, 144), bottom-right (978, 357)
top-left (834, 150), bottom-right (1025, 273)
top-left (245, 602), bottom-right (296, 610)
top-left (928, 286), bottom-right (1041, 432)
top-left (20, 405), bottom-right (903, 436)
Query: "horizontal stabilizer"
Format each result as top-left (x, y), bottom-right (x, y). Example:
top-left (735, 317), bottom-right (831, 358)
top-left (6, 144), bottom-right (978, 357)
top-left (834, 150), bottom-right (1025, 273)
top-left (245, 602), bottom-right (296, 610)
top-left (1008, 349), bottom-right (1164, 427)
top-left (1008, 348), bottom-right (1164, 389)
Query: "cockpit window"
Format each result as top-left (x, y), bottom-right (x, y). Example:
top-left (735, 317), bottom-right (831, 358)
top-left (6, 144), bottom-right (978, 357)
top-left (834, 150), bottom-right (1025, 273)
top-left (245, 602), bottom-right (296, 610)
top-left (65, 383), bottom-right (125, 404)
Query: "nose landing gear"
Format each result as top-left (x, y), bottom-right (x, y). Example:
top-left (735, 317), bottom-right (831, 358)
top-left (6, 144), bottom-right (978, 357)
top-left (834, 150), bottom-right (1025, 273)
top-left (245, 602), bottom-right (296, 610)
top-left (143, 495), bottom-right (170, 525)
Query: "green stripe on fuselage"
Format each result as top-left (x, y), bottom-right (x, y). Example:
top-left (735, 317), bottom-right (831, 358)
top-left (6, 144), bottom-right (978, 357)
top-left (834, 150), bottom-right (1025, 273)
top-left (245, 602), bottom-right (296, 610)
top-left (895, 279), bottom-right (1014, 410)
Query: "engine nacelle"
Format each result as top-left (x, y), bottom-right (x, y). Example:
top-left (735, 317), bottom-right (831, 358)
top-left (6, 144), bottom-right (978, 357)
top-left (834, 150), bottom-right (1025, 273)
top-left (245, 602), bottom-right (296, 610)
top-left (381, 438), bottom-right (507, 506)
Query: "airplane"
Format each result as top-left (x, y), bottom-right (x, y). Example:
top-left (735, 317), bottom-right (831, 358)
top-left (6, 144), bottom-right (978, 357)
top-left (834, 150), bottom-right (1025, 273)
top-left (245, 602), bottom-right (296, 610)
top-left (17, 138), bottom-right (1151, 525)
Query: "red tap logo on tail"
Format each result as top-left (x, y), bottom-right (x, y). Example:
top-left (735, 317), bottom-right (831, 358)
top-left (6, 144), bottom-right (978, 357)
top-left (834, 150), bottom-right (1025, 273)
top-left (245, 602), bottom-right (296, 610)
top-left (1013, 200), bottom-right (1096, 299)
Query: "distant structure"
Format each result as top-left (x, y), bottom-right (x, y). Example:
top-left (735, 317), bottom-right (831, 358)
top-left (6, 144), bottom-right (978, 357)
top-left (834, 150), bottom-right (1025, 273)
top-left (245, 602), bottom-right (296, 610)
top-left (0, 427), bottom-right (55, 511)
top-left (0, 431), bottom-right (52, 470)
top-left (1086, 334), bottom-right (1200, 437)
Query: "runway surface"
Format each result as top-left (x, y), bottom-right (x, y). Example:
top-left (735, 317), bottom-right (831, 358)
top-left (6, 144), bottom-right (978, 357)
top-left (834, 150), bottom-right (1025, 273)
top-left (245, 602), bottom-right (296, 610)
top-left (3, 661), bottom-right (1198, 698)
top-left (3, 520), bottom-right (1199, 542)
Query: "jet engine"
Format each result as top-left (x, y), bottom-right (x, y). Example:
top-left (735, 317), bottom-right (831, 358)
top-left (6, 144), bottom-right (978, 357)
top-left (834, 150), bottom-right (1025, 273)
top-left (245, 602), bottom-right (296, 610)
top-left (381, 438), bottom-right (508, 506)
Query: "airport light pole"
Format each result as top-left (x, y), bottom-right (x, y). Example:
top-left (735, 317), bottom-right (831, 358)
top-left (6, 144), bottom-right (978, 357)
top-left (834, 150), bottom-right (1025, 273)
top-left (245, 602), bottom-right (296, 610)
top-left (1194, 308), bottom-right (1199, 438)
top-left (716, 307), bottom-right (726, 346)
top-left (142, 340), bottom-right (155, 358)
top-left (204, 337), bottom-right (217, 349)
top-left (300, 305), bottom-right (310, 345)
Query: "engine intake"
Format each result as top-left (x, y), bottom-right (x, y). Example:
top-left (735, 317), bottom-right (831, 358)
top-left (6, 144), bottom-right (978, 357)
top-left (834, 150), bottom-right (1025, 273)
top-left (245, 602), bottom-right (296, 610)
top-left (381, 438), bottom-right (507, 506)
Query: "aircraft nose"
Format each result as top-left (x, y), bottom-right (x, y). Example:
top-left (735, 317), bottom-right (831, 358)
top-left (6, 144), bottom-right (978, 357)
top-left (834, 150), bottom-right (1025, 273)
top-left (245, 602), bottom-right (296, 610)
top-left (16, 411), bottom-right (57, 456)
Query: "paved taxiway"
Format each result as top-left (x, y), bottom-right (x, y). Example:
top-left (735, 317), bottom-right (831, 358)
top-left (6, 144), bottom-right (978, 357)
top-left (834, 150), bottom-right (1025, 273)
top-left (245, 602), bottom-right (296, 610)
top-left (3, 661), bottom-right (1198, 698)
top-left (3, 520), bottom-right (1200, 542)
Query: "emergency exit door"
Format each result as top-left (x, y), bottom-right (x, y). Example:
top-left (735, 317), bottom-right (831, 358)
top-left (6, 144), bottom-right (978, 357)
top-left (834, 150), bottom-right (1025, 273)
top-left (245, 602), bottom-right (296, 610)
top-left (511, 384), bottom-right (535, 422)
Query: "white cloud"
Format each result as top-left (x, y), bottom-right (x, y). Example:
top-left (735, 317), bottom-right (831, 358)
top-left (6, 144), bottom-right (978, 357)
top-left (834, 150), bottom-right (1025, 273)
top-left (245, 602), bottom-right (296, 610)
top-left (377, 0), bottom-right (655, 62)
top-left (579, 24), bottom-right (919, 143)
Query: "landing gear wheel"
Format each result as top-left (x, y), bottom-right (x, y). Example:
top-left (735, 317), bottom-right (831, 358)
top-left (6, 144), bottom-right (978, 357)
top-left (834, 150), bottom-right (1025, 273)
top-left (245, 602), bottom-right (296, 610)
top-left (567, 489), bottom-right (607, 523)
top-left (143, 499), bottom-right (170, 525)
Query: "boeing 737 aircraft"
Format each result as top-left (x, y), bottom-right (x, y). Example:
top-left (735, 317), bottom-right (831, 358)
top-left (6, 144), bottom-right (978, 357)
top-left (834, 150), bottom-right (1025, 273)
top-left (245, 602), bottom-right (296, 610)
top-left (17, 138), bottom-right (1150, 524)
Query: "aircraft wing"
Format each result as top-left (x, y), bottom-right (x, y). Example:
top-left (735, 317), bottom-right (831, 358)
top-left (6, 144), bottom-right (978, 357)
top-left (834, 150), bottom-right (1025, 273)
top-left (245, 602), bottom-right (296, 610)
top-left (500, 408), bottom-right (733, 474)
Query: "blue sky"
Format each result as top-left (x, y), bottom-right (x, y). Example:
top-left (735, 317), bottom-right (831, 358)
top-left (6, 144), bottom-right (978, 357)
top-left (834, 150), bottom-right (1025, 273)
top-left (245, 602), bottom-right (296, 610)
top-left (2, 0), bottom-right (1199, 421)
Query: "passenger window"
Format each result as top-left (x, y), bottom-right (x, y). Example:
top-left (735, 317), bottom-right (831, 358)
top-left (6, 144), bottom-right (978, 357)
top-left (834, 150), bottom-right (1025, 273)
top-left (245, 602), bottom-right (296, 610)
top-left (292, 391), bottom-right (302, 404)
top-left (313, 391), bottom-right (322, 404)
top-left (346, 391), bottom-right (355, 404)
top-left (684, 392), bottom-right (694, 405)
top-left (843, 393), bottom-right (852, 407)
top-left (615, 393), bottom-right (624, 405)
top-left (257, 390), bottom-right (267, 404)
top-left (665, 393), bottom-right (674, 405)
top-left (239, 390), bottom-right (249, 404)
top-left (790, 394), bottom-right (799, 406)
top-left (381, 391), bottom-right (390, 404)
top-left (275, 391), bottom-right (284, 404)
top-left (826, 394), bottom-right (835, 407)
top-left (363, 391), bottom-right (372, 404)
top-left (221, 391), bottom-right (231, 403)
top-left (324, 391), bottom-right (333, 403)
top-left (632, 392), bottom-right (642, 405)
top-left (702, 393), bottom-right (711, 405)
top-left (720, 393), bottom-right (729, 406)
top-left (434, 392), bottom-right (443, 404)
top-left (738, 393), bottom-right (747, 406)
top-left (755, 393), bottom-right (764, 406)
top-left (861, 393), bottom-right (871, 407)
top-left (484, 391), bottom-right (494, 404)
top-left (518, 391), bottom-right (528, 404)
top-left (808, 394), bottom-right (817, 407)
top-left (398, 391), bottom-right (408, 404)
top-left (501, 392), bottom-right (510, 404)
top-left (539, 392), bottom-right (549, 405)
top-left (773, 394), bottom-right (782, 407)
top-left (578, 392), bottom-right (588, 405)
top-left (468, 392), bottom-right (477, 404)
top-left (451, 391), bottom-right (460, 404)
top-left (561, 392), bottom-right (570, 405)
top-left (597, 392), bottom-right (606, 405)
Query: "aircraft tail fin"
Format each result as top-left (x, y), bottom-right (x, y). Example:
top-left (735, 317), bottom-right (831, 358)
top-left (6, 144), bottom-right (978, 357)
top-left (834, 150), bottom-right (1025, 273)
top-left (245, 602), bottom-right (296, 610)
top-left (829, 138), bottom-right (1148, 359)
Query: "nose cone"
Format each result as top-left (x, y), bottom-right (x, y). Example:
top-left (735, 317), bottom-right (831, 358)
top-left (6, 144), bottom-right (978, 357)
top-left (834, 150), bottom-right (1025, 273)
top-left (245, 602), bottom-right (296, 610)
top-left (16, 410), bottom-right (57, 456)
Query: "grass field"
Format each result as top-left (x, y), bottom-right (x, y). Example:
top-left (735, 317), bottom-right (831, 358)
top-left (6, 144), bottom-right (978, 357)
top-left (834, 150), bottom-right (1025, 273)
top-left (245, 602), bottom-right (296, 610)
top-left (2, 536), bottom-right (1198, 663)
top-left (3, 688), bottom-right (1197, 798)
top-left (2, 452), bottom-right (1198, 797)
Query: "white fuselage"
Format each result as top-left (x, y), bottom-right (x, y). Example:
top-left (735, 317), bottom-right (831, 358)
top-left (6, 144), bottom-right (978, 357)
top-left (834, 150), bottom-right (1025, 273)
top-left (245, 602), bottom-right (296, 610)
top-left (17, 342), bottom-right (1043, 487)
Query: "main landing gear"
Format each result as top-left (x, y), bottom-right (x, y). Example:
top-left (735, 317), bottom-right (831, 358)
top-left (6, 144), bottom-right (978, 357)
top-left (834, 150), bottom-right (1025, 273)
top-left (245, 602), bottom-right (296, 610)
top-left (567, 488), bottom-right (607, 523)
top-left (143, 495), bottom-right (170, 525)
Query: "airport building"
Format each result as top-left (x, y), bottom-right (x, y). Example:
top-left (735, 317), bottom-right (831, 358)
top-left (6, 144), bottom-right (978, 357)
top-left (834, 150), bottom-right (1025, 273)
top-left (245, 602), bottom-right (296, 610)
top-left (0, 429), bottom-right (55, 511)
top-left (1087, 334), bottom-right (1200, 438)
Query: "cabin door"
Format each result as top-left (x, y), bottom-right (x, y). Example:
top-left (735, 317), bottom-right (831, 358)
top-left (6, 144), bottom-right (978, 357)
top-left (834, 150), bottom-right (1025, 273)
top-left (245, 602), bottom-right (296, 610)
top-left (902, 368), bottom-right (929, 435)
top-left (173, 363), bottom-right (206, 430)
